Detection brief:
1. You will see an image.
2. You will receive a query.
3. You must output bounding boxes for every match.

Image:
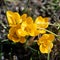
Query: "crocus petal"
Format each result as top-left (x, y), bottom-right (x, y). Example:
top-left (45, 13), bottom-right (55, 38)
top-left (39, 42), bottom-right (53, 53)
top-left (16, 29), bottom-right (28, 37)
top-left (19, 37), bottom-right (26, 43)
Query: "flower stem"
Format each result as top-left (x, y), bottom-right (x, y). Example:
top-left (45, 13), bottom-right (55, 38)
top-left (47, 52), bottom-right (50, 60)
top-left (38, 51), bottom-right (41, 60)
top-left (39, 28), bottom-right (60, 37)
top-left (46, 29), bottom-right (59, 37)
top-left (9, 48), bottom-right (12, 60)
top-left (27, 46), bottom-right (37, 52)
top-left (49, 23), bottom-right (60, 28)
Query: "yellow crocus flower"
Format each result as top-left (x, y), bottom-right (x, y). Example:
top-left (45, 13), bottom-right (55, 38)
top-left (21, 16), bottom-right (40, 36)
top-left (7, 25), bottom-right (26, 43)
top-left (35, 16), bottom-right (49, 28)
top-left (37, 34), bottom-right (55, 53)
top-left (21, 21), bottom-right (40, 36)
top-left (35, 16), bottom-right (49, 34)
top-left (6, 11), bottom-right (22, 27)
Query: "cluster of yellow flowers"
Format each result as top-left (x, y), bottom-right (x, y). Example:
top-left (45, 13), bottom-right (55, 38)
top-left (6, 11), bottom-right (55, 53)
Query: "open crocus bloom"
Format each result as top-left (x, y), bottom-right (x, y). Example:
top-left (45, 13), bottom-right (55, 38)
top-left (6, 11), bottom-right (28, 27)
top-left (7, 25), bottom-right (26, 43)
top-left (21, 20), bottom-right (40, 36)
top-left (35, 16), bottom-right (49, 34)
top-left (6, 11), bottom-right (22, 27)
top-left (37, 34), bottom-right (55, 53)
top-left (35, 16), bottom-right (49, 28)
